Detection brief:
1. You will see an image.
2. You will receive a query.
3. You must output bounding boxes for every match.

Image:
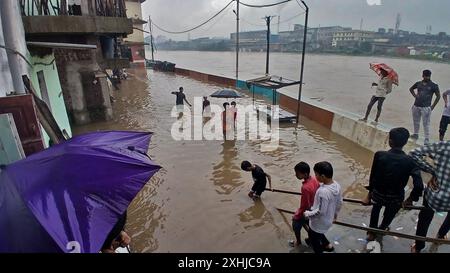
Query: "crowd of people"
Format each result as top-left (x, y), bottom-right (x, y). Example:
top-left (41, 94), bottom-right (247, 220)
top-left (361, 69), bottom-right (449, 145)
top-left (240, 127), bottom-right (450, 253)
top-left (168, 69), bottom-right (450, 253)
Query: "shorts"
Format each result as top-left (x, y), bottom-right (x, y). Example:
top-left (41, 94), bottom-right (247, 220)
top-left (251, 182), bottom-right (267, 196)
top-left (440, 115), bottom-right (450, 136)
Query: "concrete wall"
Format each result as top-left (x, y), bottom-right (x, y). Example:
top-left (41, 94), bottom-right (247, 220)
top-left (125, 1), bottom-right (145, 43)
top-left (54, 43), bottom-right (114, 125)
top-left (23, 16), bottom-right (133, 35)
top-left (174, 67), bottom-right (419, 153)
top-left (30, 54), bottom-right (72, 146)
top-left (0, 113), bottom-right (25, 165)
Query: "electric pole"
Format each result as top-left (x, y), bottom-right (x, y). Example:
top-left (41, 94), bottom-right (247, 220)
top-left (296, 1), bottom-right (309, 126)
top-left (235, 0), bottom-right (240, 82)
top-left (264, 15), bottom-right (276, 75)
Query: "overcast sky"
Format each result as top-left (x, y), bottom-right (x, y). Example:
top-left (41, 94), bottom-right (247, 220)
top-left (142, 0), bottom-right (450, 40)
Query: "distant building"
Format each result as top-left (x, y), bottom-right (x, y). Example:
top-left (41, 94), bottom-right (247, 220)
top-left (124, 0), bottom-right (147, 68)
top-left (310, 26), bottom-right (351, 48)
top-left (230, 30), bottom-right (279, 51)
top-left (332, 30), bottom-right (376, 48)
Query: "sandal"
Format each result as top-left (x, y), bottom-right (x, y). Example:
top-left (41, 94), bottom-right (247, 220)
top-left (410, 243), bottom-right (421, 253)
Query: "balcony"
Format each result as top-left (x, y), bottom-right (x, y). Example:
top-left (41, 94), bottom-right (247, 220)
top-left (21, 0), bottom-right (132, 36)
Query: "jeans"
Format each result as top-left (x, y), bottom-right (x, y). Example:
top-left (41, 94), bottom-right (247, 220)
top-left (412, 105), bottom-right (432, 141)
top-left (364, 96), bottom-right (386, 120)
top-left (369, 203), bottom-right (401, 230)
top-left (308, 228), bottom-right (331, 253)
top-left (415, 198), bottom-right (450, 251)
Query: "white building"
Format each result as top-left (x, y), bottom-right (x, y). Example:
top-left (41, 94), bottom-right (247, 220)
top-left (332, 30), bottom-right (376, 47)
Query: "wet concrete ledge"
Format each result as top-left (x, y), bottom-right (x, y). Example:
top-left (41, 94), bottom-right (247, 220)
top-left (174, 67), bottom-right (419, 153)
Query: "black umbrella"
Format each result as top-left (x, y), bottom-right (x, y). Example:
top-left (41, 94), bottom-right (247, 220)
top-left (210, 89), bottom-right (242, 99)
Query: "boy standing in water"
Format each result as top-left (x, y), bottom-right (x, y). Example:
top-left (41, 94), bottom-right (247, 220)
top-left (241, 161), bottom-right (272, 200)
top-left (304, 162), bottom-right (343, 253)
top-left (291, 162), bottom-right (320, 247)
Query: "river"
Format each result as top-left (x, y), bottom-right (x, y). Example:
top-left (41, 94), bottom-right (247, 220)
top-left (73, 67), bottom-right (449, 253)
top-left (154, 50), bottom-right (450, 142)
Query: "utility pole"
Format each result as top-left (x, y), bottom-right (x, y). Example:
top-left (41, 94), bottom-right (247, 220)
top-left (0, 0), bottom-right (30, 94)
top-left (149, 16), bottom-right (155, 61)
top-left (235, 0), bottom-right (240, 82)
top-left (296, 1), bottom-right (309, 126)
top-left (264, 16), bottom-right (276, 75)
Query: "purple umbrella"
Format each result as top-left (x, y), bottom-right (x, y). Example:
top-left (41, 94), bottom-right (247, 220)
top-left (0, 131), bottom-right (161, 253)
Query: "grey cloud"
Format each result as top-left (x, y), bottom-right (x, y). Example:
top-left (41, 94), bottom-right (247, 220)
top-left (143, 0), bottom-right (450, 40)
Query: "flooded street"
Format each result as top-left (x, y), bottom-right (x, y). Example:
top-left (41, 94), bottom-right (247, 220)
top-left (156, 50), bottom-right (450, 141)
top-left (74, 69), bottom-right (449, 253)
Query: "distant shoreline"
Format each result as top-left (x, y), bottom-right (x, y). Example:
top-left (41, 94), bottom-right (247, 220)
top-left (151, 48), bottom-right (450, 65)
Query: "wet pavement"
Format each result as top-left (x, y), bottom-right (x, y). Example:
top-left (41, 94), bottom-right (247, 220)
top-left (74, 69), bottom-right (449, 253)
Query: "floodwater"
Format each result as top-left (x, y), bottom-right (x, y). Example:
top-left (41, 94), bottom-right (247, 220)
top-left (155, 50), bottom-right (450, 141)
top-left (74, 68), bottom-right (449, 253)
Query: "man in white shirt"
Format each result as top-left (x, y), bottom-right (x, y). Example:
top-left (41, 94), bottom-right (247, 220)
top-left (439, 90), bottom-right (450, 141)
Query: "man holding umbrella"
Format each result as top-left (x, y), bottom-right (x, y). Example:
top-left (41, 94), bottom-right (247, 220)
top-left (361, 66), bottom-right (394, 123)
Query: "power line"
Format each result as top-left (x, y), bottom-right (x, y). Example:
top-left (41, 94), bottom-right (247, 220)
top-left (240, 17), bottom-right (266, 27)
top-left (151, 0), bottom-right (235, 34)
top-left (0, 44), bottom-right (32, 67)
top-left (240, 11), bottom-right (305, 28)
top-left (278, 11), bottom-right (305, 25)
top-left (295, 0), bottom-right (306, 11)
top-left (240, 0), bottom-right (292, 8)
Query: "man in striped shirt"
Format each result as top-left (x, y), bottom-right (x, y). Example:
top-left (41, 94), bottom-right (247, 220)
top-left (409, 141), bottom-right (450, 252)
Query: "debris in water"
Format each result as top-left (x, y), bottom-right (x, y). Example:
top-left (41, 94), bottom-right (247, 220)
top-left (395, 227), bottom-right (404, 231)
top-left (334, 241), bottom-right (340, 245)
top-left (362, 223), bottom-right (367, 227)
top-left (357, 238), bottom-right (366, 242)
top-left (393, 236), bottom-right (399, 240)
top-left (437, 212), bottom-right (445, 217)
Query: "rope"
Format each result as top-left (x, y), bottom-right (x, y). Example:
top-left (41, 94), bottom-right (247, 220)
top-left (151, 0), bottom-right (235, 34)
top-left (0, 44), bottom-right (33, 67)
top-left (277, 208), bottom-right (450, 245)
top-left (266, 187), bottom-right (424, 210)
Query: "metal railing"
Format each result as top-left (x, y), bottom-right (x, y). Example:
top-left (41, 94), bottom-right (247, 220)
top-left (20, 0), bottom-right (127, 17)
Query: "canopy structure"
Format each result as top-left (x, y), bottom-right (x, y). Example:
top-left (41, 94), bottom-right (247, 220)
top-left (246, 75), bottom-right (302, 90)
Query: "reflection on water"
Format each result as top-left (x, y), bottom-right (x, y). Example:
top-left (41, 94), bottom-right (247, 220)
top-left (212, 141), bottom-right (243, 195)
top-left (73, 68), bottom-right (448, 253)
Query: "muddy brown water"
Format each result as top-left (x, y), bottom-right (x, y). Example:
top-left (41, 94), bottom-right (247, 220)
top-left (74, 69), bottom-right (449, 253)
top-left (155, 50), bottom-right (450, 142)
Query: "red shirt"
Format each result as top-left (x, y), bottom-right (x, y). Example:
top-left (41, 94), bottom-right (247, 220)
top-left (293, 176), bottom-right (320, 220)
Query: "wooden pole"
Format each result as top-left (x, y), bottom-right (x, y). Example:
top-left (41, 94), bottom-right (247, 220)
top-left (267, 188), bottom-right (424, 210)
top-left (276, 208), bottom-right (450, 245)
